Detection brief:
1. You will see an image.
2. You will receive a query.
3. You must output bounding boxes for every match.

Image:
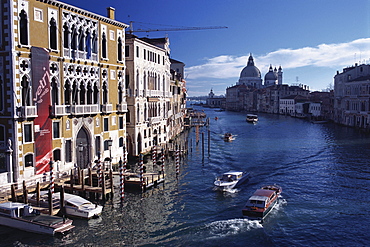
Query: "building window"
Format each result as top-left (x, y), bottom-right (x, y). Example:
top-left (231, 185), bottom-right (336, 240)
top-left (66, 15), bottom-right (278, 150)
top-left (119, 116), bottom-right (124, 129)
top-left (23, 123), bottom-right (33, 143)
top-left (136, 46), bottom-right (139, 58)
top-left (53, 149), bottom-right (61, 161)
top-left (95, 136), bottom-right (101, 156)
top-left (117, 37), bottom-right (123, 61)
top-left (24, 154), bottom-right (34, 167)
top-left (19, 10), bottom-right (29, 45)
top-left (110, 30), bottom-right (115, 40)
top-left (51, 77), bottom-right (58, 105)
top-left (21, 76), bottom-right (32, 106)
top-left (119, 137), bottom-right (124, 147)
top-left (49, 17), bottom-right (57, 50)
top-left (63, 23), bottom-right (69, 49)
top-left (118, 82), bottom-right (124, 104)
top-left (34, 8), bottom-right (43, 22)
top-left (102, 32), bottom-right (107, 59)
top-left (102, 81), bottom-right (108, 104)
top-left (104, 118), bottom-right (109, 132)
top-left (92, 31), bottom-right (98, 54)
top-left (65, 140), bottom-right (72, 162)
top-left (53, 121), bottom-right (60, 139)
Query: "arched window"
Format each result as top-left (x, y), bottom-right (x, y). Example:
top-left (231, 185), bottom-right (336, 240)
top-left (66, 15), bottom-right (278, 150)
top-left (87, 82), bottom-right (93, 104)
top-left (53, 149), bottom-right (61, 161)
top-left (136, 103), bottom-right (140, 122)
top-left (93, 82), bottom-right (99, 104)
top-left (72, 80), bottom-right (78, 104)
top-left (49, 18), bottom-right (57, 50)
top-left (63, 23), bottom-right (69, 49)
top-left (71, 25), bottom-right (77, 50)
top-left (126, 109), bottom-right (130, 123)
top-left (79, 82), bottom-right (86, 104)
top-left (92, 31), bottom-right (97, 54)
top-left (24, 153), bottom-right (34, 168)
top-left (51, 77), bottom-right (58, 105)
top-left (86, 30), bottom-right (91, 59)
top-left (117, 37), bottom-right (122, 61)
top-left (78, 26), bottom-right (84, 51)
top-left (64, 80), bottom-right (71, 105)
top-left (118, 82), bottom-right (123, 104)
top-left (102, 81), bottom-right (108, 104)
top-left (21, 76), bottom-right (31, 106)
top-left (119, 137), bottom-right (124, 147)
top-left (19, 10), bottom-right (28, 45)
top-left (102, 32), bottom-right (107, 58)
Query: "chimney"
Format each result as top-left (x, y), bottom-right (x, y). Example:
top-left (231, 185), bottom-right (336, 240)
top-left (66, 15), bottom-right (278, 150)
top-left (107, 7), bottom-right (115, 20)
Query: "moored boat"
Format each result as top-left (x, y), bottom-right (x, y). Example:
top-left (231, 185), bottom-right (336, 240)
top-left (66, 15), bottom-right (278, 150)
top-left (0, 201), bottom-right (74, 235)
top-left (242, 185), bottom-right (282, 220)
top-left (214, 171), bottom-right (249, 191)
top-left (28, 191), bottom-right (103, 219)
top-left (246, 114), bottom-right (258, 123)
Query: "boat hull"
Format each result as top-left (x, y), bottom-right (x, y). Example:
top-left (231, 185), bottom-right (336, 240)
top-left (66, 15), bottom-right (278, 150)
top-left (214, 172), bottom-right (249, 191)
top-left (0, 215), bottom-right (74, 235)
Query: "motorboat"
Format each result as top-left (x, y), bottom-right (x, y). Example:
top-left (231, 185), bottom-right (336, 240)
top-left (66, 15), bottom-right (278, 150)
top-left (246, 114), bottom-right (258, 123)
top-left (214, 171), bottom-right (249, 191)
top-left (242, 185), bottom-right (282, 220)
top-left (224, 133), bottom-right (234, 141)
top-left (28, 191), bottom-right (103, 219)
top-left (0, 201), bottom-right (74, 235)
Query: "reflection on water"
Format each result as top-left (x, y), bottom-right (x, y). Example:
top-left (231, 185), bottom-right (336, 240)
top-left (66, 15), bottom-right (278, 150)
top-left (1, 107), bottom-right (370, 246)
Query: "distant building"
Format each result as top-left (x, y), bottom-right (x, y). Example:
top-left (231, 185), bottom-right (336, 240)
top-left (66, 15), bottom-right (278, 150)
top-left (334, 63), bottom-right (370, 129)
top-left (206, 89), bottom-right (225, 108)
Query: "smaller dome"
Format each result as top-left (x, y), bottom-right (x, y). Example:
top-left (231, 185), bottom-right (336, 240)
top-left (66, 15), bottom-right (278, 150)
top-left (264, 65), bottom-right (277, 81)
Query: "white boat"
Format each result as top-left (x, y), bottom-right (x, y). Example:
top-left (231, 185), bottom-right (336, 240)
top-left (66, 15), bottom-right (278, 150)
top-left (246, 114), bottom-right (258, 123)
top-left (223, 133), bottom-right (234, 141)
top-left (214, 171), bottom-right (249, 191)
top-left (0, 201), bottom-right (74, 235)
top-left (28, 191), bottom-right (103, 219)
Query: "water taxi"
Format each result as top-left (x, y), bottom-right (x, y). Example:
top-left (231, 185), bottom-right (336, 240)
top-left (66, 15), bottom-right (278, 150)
top-left (242, 185), bottom-right (282, 220)
top-left (0, 201), bottom-right (74, 235)
top-left (246, 114), bottom-right (258, 123)
top-left (214, 171), bottom-right (249, 191)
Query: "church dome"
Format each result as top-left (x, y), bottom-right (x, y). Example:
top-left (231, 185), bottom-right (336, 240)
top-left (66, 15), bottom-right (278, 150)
top-left (240, 54), bottom-right (261, 78)
top-left (264, 65), bottom-right (277, 81)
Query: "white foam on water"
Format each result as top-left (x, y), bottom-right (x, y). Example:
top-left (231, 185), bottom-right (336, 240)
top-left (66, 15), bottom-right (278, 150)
top-left (204, 218), bottom-right (263, 239)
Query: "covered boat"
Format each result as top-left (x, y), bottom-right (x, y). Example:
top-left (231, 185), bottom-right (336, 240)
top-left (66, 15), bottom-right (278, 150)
top-left (246, 114), bottom-right (258, 123)
top-left (28, 191), bottom-right (103, 219)
top-left (242, 185), bottom-right (282, 220)
top-left (214, 171), bottom-right (249, 191)
top-left (0, 201), bottom-right (74, 235)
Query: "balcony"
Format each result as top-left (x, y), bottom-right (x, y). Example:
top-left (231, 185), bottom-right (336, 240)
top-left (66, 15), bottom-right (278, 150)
top-left (116, 103), bottom-right (128, 113)
top-left (149, 116), bottom-right (161, 125)
top-left (101, 104), bottom-right (113, 114)
top-left (18, 106), bottom-right (37, 119)
top-left (51, 105), bottom-right (67, 117)
top-left (70, 104), bottom-right (100, 115)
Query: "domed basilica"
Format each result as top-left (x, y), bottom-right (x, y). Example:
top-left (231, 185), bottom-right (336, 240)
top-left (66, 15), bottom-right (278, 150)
top-left (237, 54), bottom-right (282, 88)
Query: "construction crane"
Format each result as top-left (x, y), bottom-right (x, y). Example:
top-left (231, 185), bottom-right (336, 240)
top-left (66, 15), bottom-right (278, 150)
top-left (127, 21), bottom-right (228, 34)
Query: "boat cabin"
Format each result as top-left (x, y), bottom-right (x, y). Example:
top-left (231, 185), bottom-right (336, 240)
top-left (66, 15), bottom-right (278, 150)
top-left (0, 202), bottom-right (39, 218)
top-left (220, 172), bottom-right (243, 182)
top-left (245, 189), bottom-right (276, 208)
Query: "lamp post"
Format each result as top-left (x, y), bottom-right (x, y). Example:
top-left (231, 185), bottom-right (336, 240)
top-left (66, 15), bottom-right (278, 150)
top-left (78, 142), bottom-right (83, 168)
top-left (107, 139), bottom-right (113, 170)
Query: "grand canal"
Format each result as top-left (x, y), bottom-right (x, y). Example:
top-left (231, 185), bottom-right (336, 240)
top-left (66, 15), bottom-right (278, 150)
top-left (1, 106), bottom-right (370, 246)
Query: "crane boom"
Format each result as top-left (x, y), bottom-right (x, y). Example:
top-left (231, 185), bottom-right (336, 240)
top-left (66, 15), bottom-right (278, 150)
top-left (128, 21), bottom-right (227, 34)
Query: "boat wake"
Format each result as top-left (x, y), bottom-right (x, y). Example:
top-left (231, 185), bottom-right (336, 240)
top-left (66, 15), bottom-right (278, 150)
top-left (203, 218), bottom-right (263, 239)
top-left (212, 187), bottom-right (239, 194)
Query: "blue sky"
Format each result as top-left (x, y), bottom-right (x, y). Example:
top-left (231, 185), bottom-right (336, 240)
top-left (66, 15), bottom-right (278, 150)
top-left (62, 0), bottom-right (370, 96)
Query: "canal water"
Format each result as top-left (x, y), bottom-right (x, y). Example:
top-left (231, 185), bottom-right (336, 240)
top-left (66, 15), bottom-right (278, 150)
top-left (1, 106), bottom-right (370, 246)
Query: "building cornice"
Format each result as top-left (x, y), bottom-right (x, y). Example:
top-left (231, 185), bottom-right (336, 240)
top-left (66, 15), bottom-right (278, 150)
top-left (36, 0), bottom-right (129, 28)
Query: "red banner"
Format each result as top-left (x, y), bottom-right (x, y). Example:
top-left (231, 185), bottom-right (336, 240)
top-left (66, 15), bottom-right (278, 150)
top-left (31, 47), bottom-right (52, 174)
